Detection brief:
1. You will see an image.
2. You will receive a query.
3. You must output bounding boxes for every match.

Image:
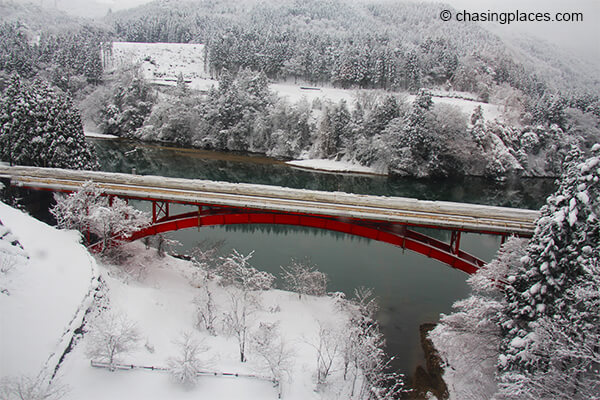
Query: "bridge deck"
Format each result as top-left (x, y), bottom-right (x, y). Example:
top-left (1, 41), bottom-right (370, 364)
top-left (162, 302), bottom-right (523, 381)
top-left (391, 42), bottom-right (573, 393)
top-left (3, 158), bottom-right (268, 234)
top-left (0, 166), bottom-right (540, 236)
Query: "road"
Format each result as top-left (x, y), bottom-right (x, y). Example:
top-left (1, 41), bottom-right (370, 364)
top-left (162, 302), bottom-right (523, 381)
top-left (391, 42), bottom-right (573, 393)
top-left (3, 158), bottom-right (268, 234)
top-left (0, 166), bottom-right (540, 236)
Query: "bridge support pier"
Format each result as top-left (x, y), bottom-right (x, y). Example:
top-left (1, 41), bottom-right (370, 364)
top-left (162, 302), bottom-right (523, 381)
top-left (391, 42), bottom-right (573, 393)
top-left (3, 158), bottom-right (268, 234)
top-left (450, 231), bottom-right (462, 255)
top-left (152, 201), bottom-right (170, 223)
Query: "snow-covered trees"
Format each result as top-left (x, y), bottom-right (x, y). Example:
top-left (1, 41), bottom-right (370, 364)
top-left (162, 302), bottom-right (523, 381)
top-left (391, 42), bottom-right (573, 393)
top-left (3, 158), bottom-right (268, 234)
top-left (280, 259), bottom-right (328, 299)
top-left (0, 75), bottom-right (98, 169)
top-left (85, 311), bottom-right (140, 371)
top-left (0, 21), bottom-right (105, 88)
top-left (100, 73), bottom-right (156, 137)
top-left (216, 250), bottom-right (275, 362)
top-left (430, 238), bottom-right (528, 399)
top-left (51, 182), bottom-right (150, 252)
top-left (0, 375), bottom-right (68, 400)
top-left (431, 145), bottom-right (600, 399)
top-left (168, 332), bottom-right (206, 388)
top-left (251, 322), bottom-right (293, 394)
top-left (496, 145), bottom-right (600, 399)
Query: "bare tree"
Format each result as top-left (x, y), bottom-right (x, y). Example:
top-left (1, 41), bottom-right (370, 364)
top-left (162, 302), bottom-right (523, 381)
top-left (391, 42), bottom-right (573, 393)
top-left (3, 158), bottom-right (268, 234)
top-left (0, 375), bottom-right (69, 400)
top-left (188, 242), bottom-right (221, 287)
top-left (216, 250), bottom-right (275, 291)
top-left (85, 311), bottom-right (140, 371)
top-left (352, 287), bottom-right (378, 321)
top-left (339, 287), bottom-right (406, 399)
top-left (251, 322), bottom-right (294, 396)
top-left (280, 259), bottom-right (328, 299)
top-left (154, 234), bottom-right (181, 258)
top-left (311, 322), bottom-right (341, 388)
top-left (222, 287), bottom-right (260, 362)
top-left (194, 286), bottom-right (218, 335)
top-left (168, 332), bottom-right (207, 389)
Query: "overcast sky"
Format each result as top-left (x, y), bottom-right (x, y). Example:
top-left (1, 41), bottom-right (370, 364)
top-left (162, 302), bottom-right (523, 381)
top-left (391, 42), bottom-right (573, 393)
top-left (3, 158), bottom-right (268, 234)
top-left (45, 0), bottom-right (600, 65)
top-left (433, 0), bottom-right (600, 65)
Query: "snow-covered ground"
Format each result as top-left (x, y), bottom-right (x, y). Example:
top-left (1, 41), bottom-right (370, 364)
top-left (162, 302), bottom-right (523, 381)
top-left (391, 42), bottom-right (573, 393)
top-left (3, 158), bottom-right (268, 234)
top-left (84, 131), bottom-right (120, 139)
top-left (109, 42), bottom-right (502, 120)
top-left (286, 159), bottom-right (380, 175)
top-left (0, 202), bottom-right (98, 381)
top-left (109, 42), bottom-right (213, 91)
top-left (0, 202), bottom-right (361, 399)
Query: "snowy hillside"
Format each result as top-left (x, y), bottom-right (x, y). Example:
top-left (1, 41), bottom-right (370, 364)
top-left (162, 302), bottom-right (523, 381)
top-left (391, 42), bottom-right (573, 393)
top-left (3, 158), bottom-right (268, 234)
top-left (0, 202), bottom-right (98, 381)
top-left (108, 41), bottom-right (502, 120)
top-left (0, 202), bottom-right (392, 399)
top-left (108, 42), bottom-right (214, 91)
top-left (59, 241), bottom-right (356, 400)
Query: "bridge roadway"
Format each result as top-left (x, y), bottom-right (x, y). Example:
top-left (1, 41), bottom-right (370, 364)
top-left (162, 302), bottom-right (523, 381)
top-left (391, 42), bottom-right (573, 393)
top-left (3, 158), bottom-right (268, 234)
top-left (0, 166), bottom-right (540, 236)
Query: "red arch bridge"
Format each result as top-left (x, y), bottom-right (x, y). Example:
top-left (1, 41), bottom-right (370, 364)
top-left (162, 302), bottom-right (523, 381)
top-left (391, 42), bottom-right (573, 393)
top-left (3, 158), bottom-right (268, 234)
top-left (0, 166), bottom-right (540, 274)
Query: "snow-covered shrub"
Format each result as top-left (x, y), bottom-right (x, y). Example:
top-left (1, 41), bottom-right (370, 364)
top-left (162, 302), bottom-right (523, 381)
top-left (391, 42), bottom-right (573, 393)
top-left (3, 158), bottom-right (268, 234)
top-left (251, 322), bottom-right (293, 395)
top-left (168, 332), bottom-right (206, 388)
top-left (85, 311), bottom-right (140, 371)
top-left (280, 259), bottom-right (328, 299)
top-left (520, 131), bottom-right (539, 154)
top-left (215, 250), bottom-right (275, 291)
top-left (52, 182), bottom-right (150, 253)
top-left (0, 375), bottom-right (68, 400)
top-left (194, 286), bottom-right (218, 335)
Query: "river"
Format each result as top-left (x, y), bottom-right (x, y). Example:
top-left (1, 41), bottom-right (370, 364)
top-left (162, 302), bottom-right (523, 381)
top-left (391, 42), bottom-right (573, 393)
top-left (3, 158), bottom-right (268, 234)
top-left (89, 137), bottom-right (556, 383)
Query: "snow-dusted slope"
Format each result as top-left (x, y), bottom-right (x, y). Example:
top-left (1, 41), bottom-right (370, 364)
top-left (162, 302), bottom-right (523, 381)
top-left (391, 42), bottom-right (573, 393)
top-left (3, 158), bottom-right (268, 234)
top-left (59, 242), bottom-right (351, 400)
top-left (108, 42), bottom-right (502, 120)
top-left (109, 42), bottom-right (214, 91)
top-left (0, 202), bottom-right (98, 380)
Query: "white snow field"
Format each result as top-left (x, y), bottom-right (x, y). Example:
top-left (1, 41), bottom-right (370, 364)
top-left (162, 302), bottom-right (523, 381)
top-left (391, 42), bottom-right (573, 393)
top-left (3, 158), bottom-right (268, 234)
top-left (109, 41), bottom-right (502, 119)
top-left (0, 202), bottom-right (98, 381)
top-left (0, 202), bottom-right (359, 399)
top-left (109, 42), bottom-right (214, 91)
top-left (286, 158), bottom-right (380, 175)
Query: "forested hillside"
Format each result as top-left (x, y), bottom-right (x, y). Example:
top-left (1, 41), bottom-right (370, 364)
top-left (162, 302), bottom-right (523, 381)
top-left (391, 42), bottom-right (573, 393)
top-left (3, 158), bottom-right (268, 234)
top-left (1, 0), bottom-right (599, 179)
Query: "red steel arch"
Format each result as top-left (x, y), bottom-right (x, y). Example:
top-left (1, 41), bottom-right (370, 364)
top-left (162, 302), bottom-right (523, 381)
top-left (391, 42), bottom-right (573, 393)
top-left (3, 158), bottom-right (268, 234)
top-left (112, 208), bottom-right (485, 274)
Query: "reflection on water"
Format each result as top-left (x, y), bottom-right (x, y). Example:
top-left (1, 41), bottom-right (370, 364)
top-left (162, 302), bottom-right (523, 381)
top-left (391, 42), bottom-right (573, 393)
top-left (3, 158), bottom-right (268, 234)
top-left (92, 138), bottom-right (555, 377)
top-left (91, 137), bottom-right (555, 209)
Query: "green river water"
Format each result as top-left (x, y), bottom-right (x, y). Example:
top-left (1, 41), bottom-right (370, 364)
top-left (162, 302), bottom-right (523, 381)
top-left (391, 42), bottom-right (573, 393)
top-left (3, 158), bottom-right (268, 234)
top-left (89, 137), bottom-right (556, 381)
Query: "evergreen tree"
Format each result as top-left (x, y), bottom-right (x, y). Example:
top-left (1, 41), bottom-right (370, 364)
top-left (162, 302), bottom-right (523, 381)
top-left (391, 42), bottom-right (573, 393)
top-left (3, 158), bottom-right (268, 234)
top-left (0, 75), bottom-right (97, 169)
top-left (402, 89), bottom-right (433, 159)
top-left (497, 145), bottom-right (600, 398)
top-left (431, 145), bottom-right (600, 399)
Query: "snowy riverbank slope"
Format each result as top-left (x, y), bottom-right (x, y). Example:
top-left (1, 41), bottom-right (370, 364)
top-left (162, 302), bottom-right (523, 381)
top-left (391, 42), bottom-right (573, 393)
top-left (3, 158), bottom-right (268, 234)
top-left (0, 202), bottom-right (98, 381)
top-left (58, 241), bottom-right (354, 400)
top-left (1, 202), bottom-right (371, 399)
